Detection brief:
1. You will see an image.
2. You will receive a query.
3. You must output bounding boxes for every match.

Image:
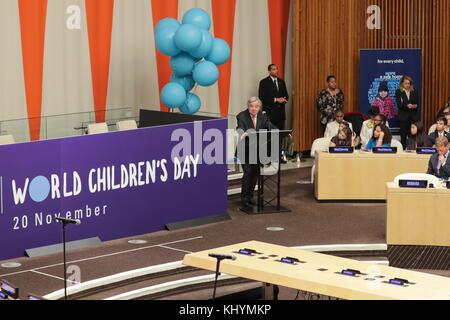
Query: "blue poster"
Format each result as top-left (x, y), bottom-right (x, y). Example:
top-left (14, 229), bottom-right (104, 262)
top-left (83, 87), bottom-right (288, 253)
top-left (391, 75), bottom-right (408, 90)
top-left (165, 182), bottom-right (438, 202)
top-left (359, 49), bottom-right (422, 132)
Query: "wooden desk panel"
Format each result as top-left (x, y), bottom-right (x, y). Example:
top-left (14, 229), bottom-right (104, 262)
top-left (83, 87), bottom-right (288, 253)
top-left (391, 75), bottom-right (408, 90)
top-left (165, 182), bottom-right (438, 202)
top-left (386, 182), bottom-right (450, 246)
top-left (314, 151), bottom-right (430, 200)
top-left (183, 240), bottom-right (450, 300)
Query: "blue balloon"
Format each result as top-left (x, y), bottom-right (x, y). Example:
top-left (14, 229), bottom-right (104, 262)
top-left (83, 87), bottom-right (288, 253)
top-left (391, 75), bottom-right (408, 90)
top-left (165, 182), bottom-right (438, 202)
top-left (160, 83), bottom-right (187, 108)
top-left (192, 61), bottom-right (219, 87)
top-left (170, 74), bottom-right (195, 91)
top-left (155, 18), bottom-right (180, 35)
top-left (155, 21), bottom-right (181, 56)
top-left (189, 30), bottom-right (213, 59)
top-left (206, 38), bottom-right (231, 65)
top-left (180, 93), bottom-right (202, 114)
top-left (174, 24), bottom-right (202, 52)
top-left (170, 53), bottom-right (196, 77)
top-left (182, 8), bottom-right (211, 31)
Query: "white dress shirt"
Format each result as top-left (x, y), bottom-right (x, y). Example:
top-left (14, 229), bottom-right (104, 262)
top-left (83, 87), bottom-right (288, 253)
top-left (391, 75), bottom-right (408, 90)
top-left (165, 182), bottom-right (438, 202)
top-left (405, 90), bottom-right (411, 100)
top-left (271, 76), bottom-right (279, 91)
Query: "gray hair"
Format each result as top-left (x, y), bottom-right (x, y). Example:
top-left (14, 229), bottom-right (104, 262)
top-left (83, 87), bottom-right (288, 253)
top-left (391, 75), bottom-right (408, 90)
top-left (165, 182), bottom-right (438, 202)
top-left (247, 96), bottom-right (262, 107)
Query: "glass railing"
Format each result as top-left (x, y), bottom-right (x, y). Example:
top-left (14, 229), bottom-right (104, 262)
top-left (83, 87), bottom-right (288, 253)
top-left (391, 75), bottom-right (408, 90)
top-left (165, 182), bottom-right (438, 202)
top-left (0, 107), bottom-right (242, 170)
top-left (0, 107), bottom-right (244, 144)
top-left (0, 107), bottom-right (137, 143)
top-left (0, 107), bottom-right (241, 167)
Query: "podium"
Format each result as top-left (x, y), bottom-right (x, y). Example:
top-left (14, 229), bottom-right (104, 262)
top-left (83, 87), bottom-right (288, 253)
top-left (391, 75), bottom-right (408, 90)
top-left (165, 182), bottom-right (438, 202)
top-left (238, 129), bottom-right (292, 214)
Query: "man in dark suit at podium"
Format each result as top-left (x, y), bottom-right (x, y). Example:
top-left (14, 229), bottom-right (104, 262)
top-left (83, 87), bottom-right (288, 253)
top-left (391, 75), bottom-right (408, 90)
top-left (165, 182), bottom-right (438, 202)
top-left (258, 64), bottom-right (289, 162)
top-left (236, 97), bottom-right (278, 208)
top-left (427, 136), bottom-right (450, 180)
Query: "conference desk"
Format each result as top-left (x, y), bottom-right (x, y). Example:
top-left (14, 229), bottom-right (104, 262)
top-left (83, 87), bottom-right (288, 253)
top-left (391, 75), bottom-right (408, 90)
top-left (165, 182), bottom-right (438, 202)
top-left (183, 240), bottom-right (450, 300)
top-left (314, 150), bottom-right (430, 200)
top-left (386, 182), bottom-right (450, 246)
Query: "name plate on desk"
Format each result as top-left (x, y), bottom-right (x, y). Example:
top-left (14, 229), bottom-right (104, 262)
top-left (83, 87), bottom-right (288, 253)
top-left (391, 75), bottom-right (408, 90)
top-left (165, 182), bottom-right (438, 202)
top-left (329, 147), bottom-right (354, 153)
top-left (398, 179), bottom-right (428, 188)
top-left (416, 147), bottom-right (436, 154)
top-left (372, 147), bottom-right (397, 154)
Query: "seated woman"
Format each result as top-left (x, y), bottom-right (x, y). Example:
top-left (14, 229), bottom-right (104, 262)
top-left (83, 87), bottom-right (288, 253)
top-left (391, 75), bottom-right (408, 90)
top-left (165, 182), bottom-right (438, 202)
top-left (329, 127), bottom-right (356, 147)
top-left (406, 121), bottom-right (430, 151)
top-left (364, 124), bottom-right (392, 151)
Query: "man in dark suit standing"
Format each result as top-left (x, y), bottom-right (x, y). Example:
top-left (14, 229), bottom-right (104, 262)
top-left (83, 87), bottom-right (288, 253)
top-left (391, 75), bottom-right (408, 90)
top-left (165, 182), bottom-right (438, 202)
top-left (427, 136), bottom-right (450, 180)
top-left (236, 97), bottom-right (278, 208)
top-left (258, 64), bottom-right (289, 162)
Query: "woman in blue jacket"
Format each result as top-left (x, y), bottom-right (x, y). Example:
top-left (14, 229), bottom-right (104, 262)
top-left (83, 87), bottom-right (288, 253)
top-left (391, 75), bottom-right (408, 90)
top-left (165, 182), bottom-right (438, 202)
top-left (365, 124), bottom-right (392, 151)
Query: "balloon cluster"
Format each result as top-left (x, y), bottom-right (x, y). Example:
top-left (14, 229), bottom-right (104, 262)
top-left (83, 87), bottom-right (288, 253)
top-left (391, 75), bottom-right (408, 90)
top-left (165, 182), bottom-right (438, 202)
top-left (155, 8), bottom-right (231, 114)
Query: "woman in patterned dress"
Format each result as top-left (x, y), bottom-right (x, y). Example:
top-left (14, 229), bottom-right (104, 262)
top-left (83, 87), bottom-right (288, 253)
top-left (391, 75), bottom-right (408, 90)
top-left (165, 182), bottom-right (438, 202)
top-left (316, 75), bottom-right (345, 134)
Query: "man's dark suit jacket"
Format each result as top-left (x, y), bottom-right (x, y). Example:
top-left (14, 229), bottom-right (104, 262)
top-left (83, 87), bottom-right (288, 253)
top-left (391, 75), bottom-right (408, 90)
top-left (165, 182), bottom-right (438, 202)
top-left (395, 89), bottom-right (419, 121)
top-left (235, 110), bottom-right (278, 164)
top-left (427, 152), bottom-right (450, 180)
top-left (427, 130), bottom-right (450, 146)
top-left (258, 76), bottom-right (289, 125)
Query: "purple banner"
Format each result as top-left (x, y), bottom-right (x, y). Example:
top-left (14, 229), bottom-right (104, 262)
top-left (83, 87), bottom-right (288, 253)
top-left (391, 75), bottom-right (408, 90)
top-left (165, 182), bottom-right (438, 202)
top-left (0, 119), bottom-right (227, 260)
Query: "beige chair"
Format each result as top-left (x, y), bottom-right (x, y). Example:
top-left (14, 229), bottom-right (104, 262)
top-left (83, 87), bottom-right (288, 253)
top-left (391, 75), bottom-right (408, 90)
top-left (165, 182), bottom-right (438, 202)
top-left (310, 137), bottom-right (331, 183)
top-left (87, 122), bottom-right (108, 135)
top-left (428, 123), bottom-right (437, 134)
top-left (391, 139), bottom-right (403, 152)
top-left (0, 134), bottom-right (15, 145)
top-left (116, 120), bottom-right (137, 131)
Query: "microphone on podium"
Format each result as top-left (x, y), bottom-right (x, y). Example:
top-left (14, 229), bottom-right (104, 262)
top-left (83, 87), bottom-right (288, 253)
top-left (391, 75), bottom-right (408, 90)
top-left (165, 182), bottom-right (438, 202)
top-left (208, 253), bottom-right (237, 261)
top-left (55, 217), bottom-right (81, 225)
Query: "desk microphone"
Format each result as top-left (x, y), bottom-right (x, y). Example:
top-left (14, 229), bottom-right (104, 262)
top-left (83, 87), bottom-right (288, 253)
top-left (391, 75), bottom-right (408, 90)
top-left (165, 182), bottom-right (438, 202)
top-left (55, 217), bottom-right (81, 225)
top-left (209, 253), bottom-right (236, 299)
top-left (208, 253), bottom-right (236, 261)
